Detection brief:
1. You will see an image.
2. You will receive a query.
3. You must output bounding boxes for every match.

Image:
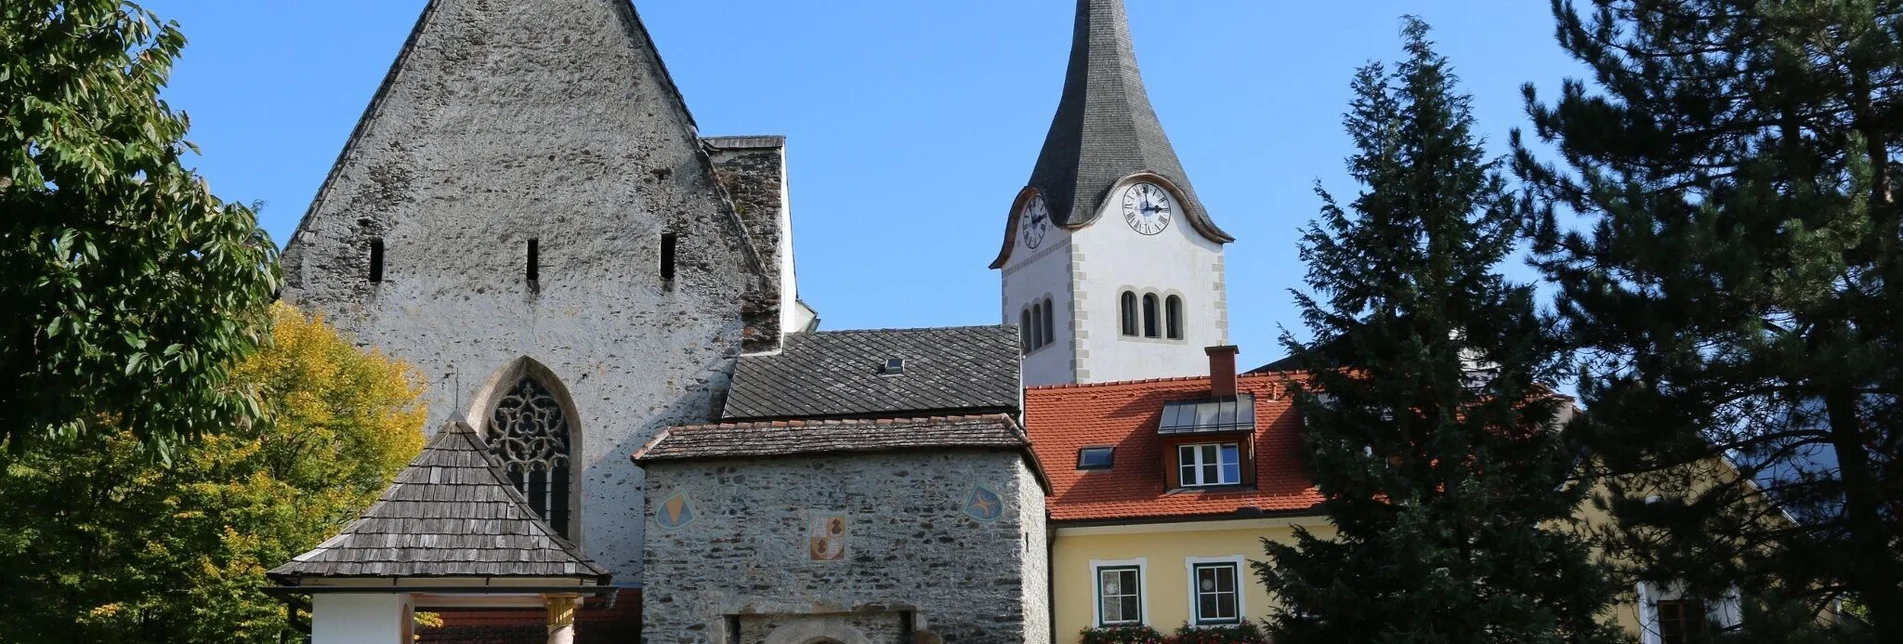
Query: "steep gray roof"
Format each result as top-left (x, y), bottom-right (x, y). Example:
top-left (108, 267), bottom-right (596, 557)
top-left (635, 414), bottom-right (1028, 462)
top-left (995, 0), bottom-right (1231, 268)
top-left (268, 421), bottom-right (610, 583)
top-left (720, 326), bottom-right (1021, 421)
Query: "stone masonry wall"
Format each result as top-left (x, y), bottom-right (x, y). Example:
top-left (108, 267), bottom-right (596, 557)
top-left (279, 0), bottom-right (782, 581)
top-left (641, 450), bottom-right (1051, 644)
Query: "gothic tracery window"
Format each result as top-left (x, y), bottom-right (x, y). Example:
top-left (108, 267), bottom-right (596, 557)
top-left (489, 377), bottom-right (573, 539)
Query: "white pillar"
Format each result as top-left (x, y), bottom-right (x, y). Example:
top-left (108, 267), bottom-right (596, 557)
top-left (545, 594), bottom-right (581, 644)
top-left (312, 593), bottom-right (414, 644)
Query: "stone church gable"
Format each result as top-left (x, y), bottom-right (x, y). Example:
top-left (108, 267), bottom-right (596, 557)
top-left (277, 0), bottom-right (794, 582)
top-left (281, 0), bottom-right (781, 348)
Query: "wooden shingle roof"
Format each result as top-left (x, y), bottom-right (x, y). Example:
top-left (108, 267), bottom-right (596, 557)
top-left (268, 421), bottom-right (610, 584)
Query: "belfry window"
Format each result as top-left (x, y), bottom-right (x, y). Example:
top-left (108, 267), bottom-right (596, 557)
top-left (1021, 310), bottom-right (1033, 352)
top-left (1120, 291), bottom-right (1139, 336)
top-left (489, 378), bottom-right (573, 538)
top-left (1142, 294), bottom-right (1160, 338)
top-left (1042, 297), bottom-right (1056, 347)
top-left (1165, 295), bottom-right (1183, 340)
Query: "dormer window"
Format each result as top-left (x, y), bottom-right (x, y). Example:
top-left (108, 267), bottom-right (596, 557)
top-left (1159, 394), bottom-right (1256, 435)
top-left (1159, 394), bottom-right (1255, 489)
top-left (1077, 446), bottom-right (1114, 470)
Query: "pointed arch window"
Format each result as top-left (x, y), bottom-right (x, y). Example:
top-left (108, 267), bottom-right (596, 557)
top-left (1165, 295), bottom-right (1184, 340)
top-left (1120, 291), bottom-right (1139, 337)
top-left (1142, 294), bottom-right (1161, 338)
top-left (489, 377), bottom-right (573, 539)
top-left (1043, 297), bottom-right (1056, 347)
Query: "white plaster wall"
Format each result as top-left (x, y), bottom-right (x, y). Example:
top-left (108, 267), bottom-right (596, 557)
top-left (312, 594), bottom-right (412, 644)
top-left (775, 147), bottom-right (801, 336)
top-left (1001, 226), bottom-right (1077, 386)
top-left (1070, 182), bottom-right (1228, 383)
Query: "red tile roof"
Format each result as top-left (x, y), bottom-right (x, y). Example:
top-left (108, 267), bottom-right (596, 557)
top-left (1025, 374), bottom-right (1323, 523)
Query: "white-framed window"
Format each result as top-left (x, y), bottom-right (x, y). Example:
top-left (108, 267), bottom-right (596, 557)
top-left (1185, 555), bottom-right (1245, 625)
top-left (1092, 558), bottom-right (1148, 627)
top-left (1178, 443), bottom-right (1242, 487)
top-left (1638, 581), bottom-right (1740, 644)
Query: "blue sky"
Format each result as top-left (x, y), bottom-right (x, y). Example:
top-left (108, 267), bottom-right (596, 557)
top-left (145, 1), bottom-right (1585, 369)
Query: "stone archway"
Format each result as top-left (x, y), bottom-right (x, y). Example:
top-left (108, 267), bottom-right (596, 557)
top-left (762, 618), bottom-right (870, 644)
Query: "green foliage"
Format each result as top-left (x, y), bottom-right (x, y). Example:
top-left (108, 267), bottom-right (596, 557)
top-left (1167, 620), bottom-right (1269, 644)
top-left (1258, 17), bottom-right (1625, 644)
top-left (0, 0), bottom-right (281, 454)
top-left (0, 304), bottom-right (427, 643)
top-left (1515, 1), bottom-right (1903, 641)
top-left (1081, 625), bottom-right (1168, 644)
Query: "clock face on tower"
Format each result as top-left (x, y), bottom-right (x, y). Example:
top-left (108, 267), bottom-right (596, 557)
top-left (1121, 182), bottom-right (1174, 236)
top-left (1020, 195), bottom-right (1052, 249)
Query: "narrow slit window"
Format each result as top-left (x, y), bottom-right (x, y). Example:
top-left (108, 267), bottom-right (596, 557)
top-left (368, 238), bottom-right (384, 283)
top-left (1165, 295), bottom-right (1183, 340)
top-left (527, 238), bottom-right (540, 284)
top-left (660, 232), bottom-right (677, 281)
top-left (1142, 293), bottom-right (1160, 338)
top-left (1120, 291), bottom-right (1139, 336)
top-left (1043, 297), bottom-right (1056, 346)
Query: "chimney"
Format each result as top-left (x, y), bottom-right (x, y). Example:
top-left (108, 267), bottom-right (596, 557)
top-left (1206, 345), bottom-right (1239, 397)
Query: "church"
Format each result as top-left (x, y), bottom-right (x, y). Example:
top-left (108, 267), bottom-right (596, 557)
top-left (268, 0), bottom-right (1258, 642)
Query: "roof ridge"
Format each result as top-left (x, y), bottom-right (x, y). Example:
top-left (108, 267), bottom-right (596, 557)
top-left (666, 412), bottom-right (1017, 432)
top-left (1026, 372), bottom-right (1292, 392)
top-left (783, 324), bottom-right (1014, 337)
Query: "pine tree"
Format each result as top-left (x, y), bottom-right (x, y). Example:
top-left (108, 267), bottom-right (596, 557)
top-left (1256, 18), bottom-right (1625, 644)
top-left (1515, 1), bottom-right (1903, 641)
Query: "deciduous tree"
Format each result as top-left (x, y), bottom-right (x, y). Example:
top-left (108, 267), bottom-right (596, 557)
top-left (1, 0), bottom-right (280, 453)
top-left (0, 303), bottom-right (426, 643)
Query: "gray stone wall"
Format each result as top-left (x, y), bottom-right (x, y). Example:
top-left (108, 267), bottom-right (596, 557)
top-left (279, 0), bottom-right (783, 580)
top-left (641, 450), bottom-right (1051, 644)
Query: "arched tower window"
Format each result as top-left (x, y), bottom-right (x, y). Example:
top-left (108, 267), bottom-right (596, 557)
top-left (1020, 309), bottom-right (1033, 352)
top-left (1142, 293), bottom-right (1161, 338)
top-left (489, 377), bottom-right (573, 539)
top-left (1165, 295), bottom-right (1184, 340)
top-left (1043, 297), bottom-right (1056, 347)
top-left (1031, 303), bottom-right (1045, 349)
top-left (1120, 292), bottom-right (1139, 337)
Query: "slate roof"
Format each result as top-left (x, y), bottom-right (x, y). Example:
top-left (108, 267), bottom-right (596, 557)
top-left (994, 0), bottom-right (1231, 269)
top-left (1024, 374), bottom-right (1323, 523)
top-left (634, 414), bottom-right (1028, 462)
top-left (268, 421), bottom-right (610, 583)
top-left (720, 326), bottom-right (1021, 421)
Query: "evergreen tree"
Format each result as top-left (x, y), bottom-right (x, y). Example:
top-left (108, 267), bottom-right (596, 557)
top-left (1515, 1), bottom-right (1903, 641)
top-left (1256, 18), bottom-right (1624, 644)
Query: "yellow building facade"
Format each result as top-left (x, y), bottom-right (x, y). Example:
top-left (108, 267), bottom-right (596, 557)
top-left (1050, 517), bottom-right (1334, 637)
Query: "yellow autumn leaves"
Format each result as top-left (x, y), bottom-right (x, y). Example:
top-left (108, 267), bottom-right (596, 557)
top-left (0, 303), bottom-right (428, 643)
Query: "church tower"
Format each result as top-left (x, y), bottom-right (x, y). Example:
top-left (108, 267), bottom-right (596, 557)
top-left (992, 0), bottom-right (1233, 385)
